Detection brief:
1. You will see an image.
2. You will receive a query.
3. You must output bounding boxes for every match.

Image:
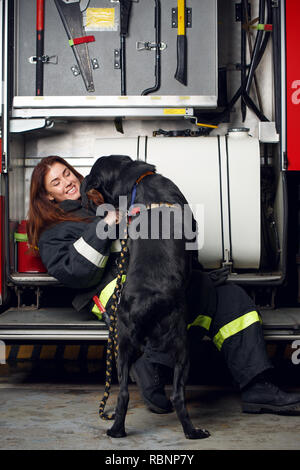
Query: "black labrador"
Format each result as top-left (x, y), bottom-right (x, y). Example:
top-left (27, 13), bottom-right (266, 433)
top-left (82, 154), bottom-right (210, 440)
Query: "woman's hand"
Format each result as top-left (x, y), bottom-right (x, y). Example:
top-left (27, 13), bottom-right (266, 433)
top-left (104, 210), bottom-right (122, 226)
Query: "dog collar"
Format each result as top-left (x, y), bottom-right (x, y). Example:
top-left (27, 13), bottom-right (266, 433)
top-left (129, 171), bottom-right (155, 209)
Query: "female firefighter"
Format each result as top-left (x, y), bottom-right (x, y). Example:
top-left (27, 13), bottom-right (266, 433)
top-left (27, 155), bottom-right (300, 416)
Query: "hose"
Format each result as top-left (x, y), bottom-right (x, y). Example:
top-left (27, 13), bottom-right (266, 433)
top-left (197, 0), bottom-right (273, 125)
top-left (244, 0), bottom-right (266, 94)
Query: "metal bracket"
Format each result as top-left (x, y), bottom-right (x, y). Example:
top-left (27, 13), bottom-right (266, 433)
top-left (10, 118), bottom-right (54, 134)
top-left (235, 2), bottom-right (251, 22)
top-left (91, 58), bottom-right (99, 70)
top-left (136, 41), bottom-right (166, 51)
top-left (114, 49), bottom-right (121, 69)
top-left (15, 286), bottom-right (42, 310)
top-left (222, 249), bottom-right (233, 271)
top-left (172, 7), bottom-right (192, 28)
top-left (71, 64), bottom-right (80, 76)
top-left (184, 115), bottom-right (218, 131)
top-left (28, 55), bottom-right (58, 65)
top-left (72, 58), bottom-right (99, 75)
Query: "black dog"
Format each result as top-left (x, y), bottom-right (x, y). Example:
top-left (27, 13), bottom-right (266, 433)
top-left (82, 155), bottom-right (210, 440)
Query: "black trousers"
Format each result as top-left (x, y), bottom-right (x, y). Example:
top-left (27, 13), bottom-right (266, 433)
top-left (144, 270), bottom-right (273, 389)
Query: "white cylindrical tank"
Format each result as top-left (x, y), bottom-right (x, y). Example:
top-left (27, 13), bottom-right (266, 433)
top-left (92, 132), bottom-right (261, 269)
top-left (146, 136), bottom-right (223, 268)
top-left (146, 131), bottom-right (260, 269)
top-left (226, 129), bottom-right (261, 269)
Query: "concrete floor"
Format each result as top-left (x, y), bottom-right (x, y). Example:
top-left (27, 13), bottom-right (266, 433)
top-left (0, 366), bottom-right (300, 450)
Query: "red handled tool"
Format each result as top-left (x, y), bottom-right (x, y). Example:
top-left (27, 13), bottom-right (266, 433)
top-left (36, 0), bottom-right (45, 95)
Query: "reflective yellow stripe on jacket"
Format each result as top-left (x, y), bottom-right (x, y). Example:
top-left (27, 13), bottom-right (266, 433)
top-left (188, 310), bottom-right (261, 351)
top-left (92, 275), bottom-right (126, 316)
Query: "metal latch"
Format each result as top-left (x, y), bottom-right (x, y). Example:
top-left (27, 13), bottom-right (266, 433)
top-left (28, 55), bottom-right (58, 65)
top-left (136, 41), bottom-right (166, 51)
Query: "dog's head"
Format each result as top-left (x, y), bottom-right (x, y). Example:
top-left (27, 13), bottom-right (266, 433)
top-left (81, 155), bottom-right (156, 207)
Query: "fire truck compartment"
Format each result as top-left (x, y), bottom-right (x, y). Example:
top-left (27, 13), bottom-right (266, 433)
top-left (1, 0), bottom-right (298, 342)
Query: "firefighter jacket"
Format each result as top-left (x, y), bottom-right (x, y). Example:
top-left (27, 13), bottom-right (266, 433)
top-left (38, 198), bottom-right (121, 312)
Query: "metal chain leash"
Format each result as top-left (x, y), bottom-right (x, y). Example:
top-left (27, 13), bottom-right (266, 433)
top-left (98, 227), bottom-right (128, 421)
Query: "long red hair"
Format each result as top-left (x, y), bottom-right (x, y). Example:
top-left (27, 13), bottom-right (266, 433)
top-left (27, 156), bottom-right (104, 249)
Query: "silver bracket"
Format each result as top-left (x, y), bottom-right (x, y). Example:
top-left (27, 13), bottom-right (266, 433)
top-left (28, 55), bottom-right (58, 65)
top-left (72, 58), bottom-right (98, 75)
top-left (71, 64), bottom-right (80, 76)
top-left (114, 49), bottom-right (121, 69)
top-left (136, 41), bottom-right (167, 51)
top-left (91, 58), bottom-right (99, 70)
top-left (222, 249), bottom-right (233, 271)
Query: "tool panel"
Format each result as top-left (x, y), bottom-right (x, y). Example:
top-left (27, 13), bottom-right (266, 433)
top-left (15, 0), bottom-right (217, 107)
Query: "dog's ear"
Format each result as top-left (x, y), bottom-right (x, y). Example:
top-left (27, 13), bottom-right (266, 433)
top-left (125, 160), bottom-right (156, 182)
top-left (111, 159), bottom-right (156, 200)
top-left (84, 155), bottom-right (157, 206)
top-left (85, 155), bottom-right (133, 205)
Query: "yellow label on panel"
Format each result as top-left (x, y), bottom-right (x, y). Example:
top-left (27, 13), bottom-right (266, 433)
top-left (86, 8), bottom-right (115, 30)
top-left (163, 108), bottom-right (186, 115)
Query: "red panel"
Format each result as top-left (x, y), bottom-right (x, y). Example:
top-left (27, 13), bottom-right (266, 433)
top-left (0, 196), bottom-right (4, 302)
top-left (286, 0), bottom-right (300, 170)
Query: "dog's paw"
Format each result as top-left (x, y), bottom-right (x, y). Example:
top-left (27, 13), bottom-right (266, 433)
top-left (107, 427), bottom-right (127, 438)
top-left (185, 428), bottom-right (210, 440)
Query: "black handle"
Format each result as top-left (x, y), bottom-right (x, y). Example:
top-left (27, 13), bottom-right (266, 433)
top-left (174, 35), bottom-right (187, 86)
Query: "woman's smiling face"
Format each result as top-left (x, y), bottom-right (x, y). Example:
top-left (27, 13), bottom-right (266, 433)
top-left (44, 162), bottom-right (81, 202)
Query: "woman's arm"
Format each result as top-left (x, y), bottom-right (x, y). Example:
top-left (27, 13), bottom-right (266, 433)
top-left (38, 216), bottom-right (119, 289)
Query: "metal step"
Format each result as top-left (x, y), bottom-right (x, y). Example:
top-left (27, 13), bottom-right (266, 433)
top-left (1, 307), bottom-right (300, 342)
top-left (10, 273), bottom-right (59, 285)
top-left (0, 307), bottom-right (108, 341)
top-left (261, 309), bottom-right (300, 340)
